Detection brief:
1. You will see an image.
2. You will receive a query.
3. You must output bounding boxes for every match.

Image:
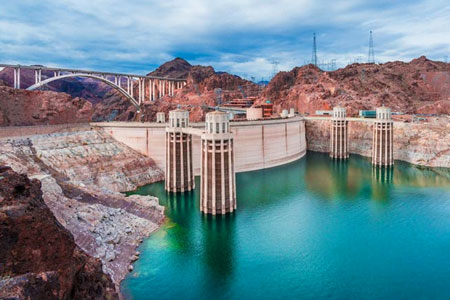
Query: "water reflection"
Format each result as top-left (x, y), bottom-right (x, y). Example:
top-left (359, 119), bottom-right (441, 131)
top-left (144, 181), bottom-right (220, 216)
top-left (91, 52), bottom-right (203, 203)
top-left (201, 214), bottom-right (236, 297)
top-left (304, 153), bottom-right (449, 203)
top-left (123, 151), bottom-right (450, 300)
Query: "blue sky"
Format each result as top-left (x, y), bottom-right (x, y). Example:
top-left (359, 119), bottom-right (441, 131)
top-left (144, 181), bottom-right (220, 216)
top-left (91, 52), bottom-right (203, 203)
top-left (1, 0), bottom-right (449, 80)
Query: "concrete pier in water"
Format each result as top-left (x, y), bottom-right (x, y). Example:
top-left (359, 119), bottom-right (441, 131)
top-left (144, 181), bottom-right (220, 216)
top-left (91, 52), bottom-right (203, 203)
top-left (372, 107), bottom-right (394, 167)
top-left (165, 109), bottom-right (195, 192)
top-left (200, 111), bottom-right (236, 215)
top-left (329, 106), bottom-right (349, 159)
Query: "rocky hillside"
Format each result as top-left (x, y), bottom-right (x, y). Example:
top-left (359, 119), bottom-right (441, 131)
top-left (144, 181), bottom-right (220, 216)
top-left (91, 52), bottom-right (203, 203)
top-left (0, 127), bottom-right (165, 288)
top-left (94, 58), bottom-right (261, 122)
top-left (147, 57), bottom-right (193, 78)
top-left (2, 56), bottom-right (448, 125)
top-left (0, 166), bottom-right (119, 300)
top-left (0, 86), bottom-right (93, 126)
top-left (261, 56), bottom-right (450, 116)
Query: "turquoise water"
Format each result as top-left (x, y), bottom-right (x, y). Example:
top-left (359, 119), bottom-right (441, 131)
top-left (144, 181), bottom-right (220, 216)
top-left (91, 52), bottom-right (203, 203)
top-left (122, 152), bottom-right (450, 300)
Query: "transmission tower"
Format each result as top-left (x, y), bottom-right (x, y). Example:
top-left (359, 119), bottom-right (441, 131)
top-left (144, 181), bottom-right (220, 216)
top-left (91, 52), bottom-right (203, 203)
top-left (215, 88), bottom-right (222, 105)
top-left (312, 32), bottom-right (318, 66)
top-left (368, 30), bottom-right (375, 63)
top-left (271, 58), bottom-right (279, 78)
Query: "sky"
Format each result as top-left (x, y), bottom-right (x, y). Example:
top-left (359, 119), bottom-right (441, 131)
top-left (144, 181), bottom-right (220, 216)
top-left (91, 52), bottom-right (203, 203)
top-left (1, 0), bottom-right (449, 81)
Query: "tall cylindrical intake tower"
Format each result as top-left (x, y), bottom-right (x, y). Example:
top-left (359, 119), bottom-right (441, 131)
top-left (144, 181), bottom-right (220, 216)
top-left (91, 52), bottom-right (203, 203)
top-left (200, 111), bottom-right (236, 215)
top-left (372, 107), bottom-right (394, 167)
top-left (330, 106), bottom-right (349, 159)
top-left (165, 109), bottom-right (194, 192)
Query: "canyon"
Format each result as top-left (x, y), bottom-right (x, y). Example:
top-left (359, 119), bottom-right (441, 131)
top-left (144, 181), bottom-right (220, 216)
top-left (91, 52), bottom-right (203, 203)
top-left (1, 56), bottom-right (449, 298)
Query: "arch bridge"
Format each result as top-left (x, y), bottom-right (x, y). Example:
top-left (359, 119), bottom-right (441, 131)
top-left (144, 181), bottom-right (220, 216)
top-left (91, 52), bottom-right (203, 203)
top-left (0, 64), bottom-right (187, 111)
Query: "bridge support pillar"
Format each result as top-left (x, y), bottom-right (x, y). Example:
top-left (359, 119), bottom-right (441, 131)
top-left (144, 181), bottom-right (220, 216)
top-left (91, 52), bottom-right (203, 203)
top-left (372, 107), bottom-right (394, 167)
top-left (13, 67), bottom-right (21, 89)
top-left (330, 106), bottom-right (348, 159)
top-left (165, 109), bottom-right (194, 192)
top-left (200, 111), bottom-right (236, 215)
top-left (151, 80), bottom-right (155, 101)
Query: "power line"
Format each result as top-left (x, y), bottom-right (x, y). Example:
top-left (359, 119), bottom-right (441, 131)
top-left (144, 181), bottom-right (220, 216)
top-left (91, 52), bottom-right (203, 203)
top-left (368, 30), bottom-right (375, 63)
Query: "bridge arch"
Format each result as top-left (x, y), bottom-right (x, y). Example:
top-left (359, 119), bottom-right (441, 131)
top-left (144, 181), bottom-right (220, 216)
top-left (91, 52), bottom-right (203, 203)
top-left (26, 73), bottom-right (140, 111)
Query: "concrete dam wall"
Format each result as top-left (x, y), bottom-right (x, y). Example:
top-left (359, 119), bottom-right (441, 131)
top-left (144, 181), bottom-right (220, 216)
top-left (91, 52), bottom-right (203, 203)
top-left (93, 117), bottom-right (307, 175)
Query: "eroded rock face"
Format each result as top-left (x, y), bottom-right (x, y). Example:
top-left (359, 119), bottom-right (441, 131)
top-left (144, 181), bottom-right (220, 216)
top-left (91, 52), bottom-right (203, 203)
top-left (0, 86), bottom-right (93, 126)
top-left (260, 56), bottom-right (450, 115)
top-left (305, 117), bottom-right (450, 168)
top-left (0, 128), bottom-right (165, 287)
top-left (0, 166), bottom-right (119, 300)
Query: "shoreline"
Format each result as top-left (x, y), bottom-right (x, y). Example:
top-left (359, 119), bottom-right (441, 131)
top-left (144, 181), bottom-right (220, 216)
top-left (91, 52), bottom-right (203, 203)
top-left (0, 121), bottom-right (448, 298)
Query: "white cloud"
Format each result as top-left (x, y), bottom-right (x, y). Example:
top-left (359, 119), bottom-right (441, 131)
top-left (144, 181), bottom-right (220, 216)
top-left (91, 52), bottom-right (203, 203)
top-left (0, 0), bottom-right (448, 79)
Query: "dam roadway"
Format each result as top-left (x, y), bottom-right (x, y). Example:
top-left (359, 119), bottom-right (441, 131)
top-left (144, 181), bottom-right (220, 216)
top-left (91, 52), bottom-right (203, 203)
top-left (92, 116), bottom-right (307, 175)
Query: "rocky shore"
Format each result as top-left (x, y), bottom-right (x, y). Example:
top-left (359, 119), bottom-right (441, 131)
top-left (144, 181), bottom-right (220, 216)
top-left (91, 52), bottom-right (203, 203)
top-left (305, 117), bottom-right (450, 169)
top-left (0, 166), bottom-right (119, 299)
top-left (0, 126), bottom-right (166, 294)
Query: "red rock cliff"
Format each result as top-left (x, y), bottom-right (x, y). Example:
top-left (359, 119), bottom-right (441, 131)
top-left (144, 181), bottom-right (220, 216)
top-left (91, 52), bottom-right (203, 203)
top-left (0, 166), bottom-right (119, 300)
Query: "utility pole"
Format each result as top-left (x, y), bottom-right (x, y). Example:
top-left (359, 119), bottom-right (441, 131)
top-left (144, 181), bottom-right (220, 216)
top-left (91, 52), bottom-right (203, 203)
top-left (368, 30), bottom-right (375, 63)
top-left (312, 32), bottom-right (318, 66)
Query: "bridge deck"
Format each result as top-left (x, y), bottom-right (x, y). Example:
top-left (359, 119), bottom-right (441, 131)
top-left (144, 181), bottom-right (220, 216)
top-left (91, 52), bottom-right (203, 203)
top-left (0, 63), bottom-right (186, 81)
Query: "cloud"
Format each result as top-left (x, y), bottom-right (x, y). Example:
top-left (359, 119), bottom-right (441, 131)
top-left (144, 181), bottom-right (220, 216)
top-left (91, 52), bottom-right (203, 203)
top-left (0, 0), bottom-right (448, 79)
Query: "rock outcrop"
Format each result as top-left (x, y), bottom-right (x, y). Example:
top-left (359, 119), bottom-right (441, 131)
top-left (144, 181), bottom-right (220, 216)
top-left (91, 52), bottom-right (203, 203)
top-left (0, 85), bottom-right (93, 126)
top-left (261, 56), bottom-right (450, 116)
top-left (305, 117), bottom-right (450, 168)
top-left (0, 166), bottom-right (119, 300)
top-left (147, 57), bottom-right (193, 79)
top-left (0, 127), bottom-right (165, 288)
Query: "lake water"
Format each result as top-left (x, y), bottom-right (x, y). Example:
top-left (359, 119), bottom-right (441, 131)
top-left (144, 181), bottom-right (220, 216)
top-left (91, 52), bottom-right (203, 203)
top-left (122, 152), bottom-right (450, 300)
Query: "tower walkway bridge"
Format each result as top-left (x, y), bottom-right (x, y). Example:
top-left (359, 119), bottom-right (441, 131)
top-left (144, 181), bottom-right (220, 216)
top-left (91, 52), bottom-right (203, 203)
top-left (0, 63), bottom-right (187, 112)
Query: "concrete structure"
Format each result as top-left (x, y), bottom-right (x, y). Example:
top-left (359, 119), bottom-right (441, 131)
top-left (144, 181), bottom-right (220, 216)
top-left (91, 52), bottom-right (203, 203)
top-left (165, 109), bottom-right (194, 192)
top-left (246, 107), bottom-right (263, 120)
top-left (93, 116), bottom-right (306, 175)
top-left (156, 112), bottom-right (165, 123)
top-left (330, 106), bottom-right (349, 159)
top-left (315, 110), bottom-right (333, 116)
top-left (261, 101), bottom-right (274, 118)
top-left (289, 108), bottom-right (296, 117)
top-left (200, 111), bottom-right (236, 215)
top-left (0, 63), bottom-right (187, 110)
top-left (372, 107), bottom-right (394, 167)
